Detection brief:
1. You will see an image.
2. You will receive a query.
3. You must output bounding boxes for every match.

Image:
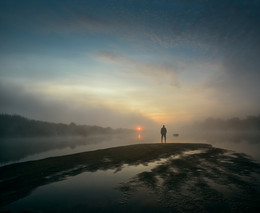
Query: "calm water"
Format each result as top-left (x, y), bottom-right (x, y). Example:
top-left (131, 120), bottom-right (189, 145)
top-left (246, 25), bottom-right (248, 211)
top-left (2, 159), bottom-right (168, 212)
top-left (1, 131), bottom-right (260, 166)
top-left (1, 131), bottom-right (260, 212)
top-left (0, 132), bottom-right (157, 166)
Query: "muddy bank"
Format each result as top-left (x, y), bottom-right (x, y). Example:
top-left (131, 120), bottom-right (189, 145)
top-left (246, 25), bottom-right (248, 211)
top-left (1, 143), bottom-right (260, 212)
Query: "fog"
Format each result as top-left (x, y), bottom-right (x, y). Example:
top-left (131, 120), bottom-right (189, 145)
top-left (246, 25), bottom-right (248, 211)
top-left (1, 130), bottom-right (260, 168)
top-left (1, 1), bottom-right (260, 212)
top-left (1, 1), bottom-right (260, 127)
top-left (0, 132), bottom-right (155, 166)
top-left (0, 81), bottom-right (156, 129)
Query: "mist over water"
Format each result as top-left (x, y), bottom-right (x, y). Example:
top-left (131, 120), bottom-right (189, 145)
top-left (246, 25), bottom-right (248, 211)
top-left (1, 0), bottom-right (260, 211)
top-left (1, 130), bottom-right (260, 167)
top-left (0, 132), bottom-right (156, 166)
top-left (175, 130), bottom-right (260, 161)
top-left (1, 141), bottom-right (259, 213)
top-left (1, 126), bottom-right (260, 212)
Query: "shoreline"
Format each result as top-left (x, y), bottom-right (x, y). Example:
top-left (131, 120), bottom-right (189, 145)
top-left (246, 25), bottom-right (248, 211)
top-left (1, 143), bottom-right (260, 211)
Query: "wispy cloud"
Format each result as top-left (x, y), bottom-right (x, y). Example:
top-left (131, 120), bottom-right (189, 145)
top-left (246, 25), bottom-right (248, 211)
top-left (1, 0), bottom-right (259, 53)
top-left (0, 80), bottom-right (156, 128)
top-left (97, 51), bottom-right (180, 88)
top-left (1, 0), bottom-right (259, 125)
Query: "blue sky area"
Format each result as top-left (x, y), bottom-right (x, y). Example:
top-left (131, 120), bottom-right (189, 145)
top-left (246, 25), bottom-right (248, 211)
top-left (0, 0), bottom-right (259, 128)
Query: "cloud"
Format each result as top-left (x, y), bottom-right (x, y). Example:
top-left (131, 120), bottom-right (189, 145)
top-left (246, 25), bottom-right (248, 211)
top-left (97, 51), bottom-right (180, 88)
top-left (96, 51), bottom-right (127, 64)
top-left (1, 0), bottom-right (259, 52)
top-left (1, 0), bottom-right (259, 123)
top-left (0, 1), bottom-right (109, 34)
top-left (0, 80), bottom-right (157, 128)
top-left (198, 51), bottom-right (260, 118)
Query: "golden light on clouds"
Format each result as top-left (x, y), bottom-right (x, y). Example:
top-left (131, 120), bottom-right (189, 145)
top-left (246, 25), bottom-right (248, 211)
top-left (5, 52), bottom-right (250, 127)
top-left (16, 78), bottom-right (219, 126)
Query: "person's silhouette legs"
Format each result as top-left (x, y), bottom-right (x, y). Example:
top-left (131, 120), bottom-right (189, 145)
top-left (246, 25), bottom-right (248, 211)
top-left (161, 134), bottom-right (166, 143)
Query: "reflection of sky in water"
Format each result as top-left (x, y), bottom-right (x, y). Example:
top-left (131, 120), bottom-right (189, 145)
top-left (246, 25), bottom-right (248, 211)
top-left (3, 147), bottom-right (260, 212)
top-left (1, 131), bottom-right (260, 167)
top-left (3, 158), bottom-right (167, 212)
top-left (0, 132), bottom-right (160, 166)
top-left (0, 133), bottom-right (149, 166)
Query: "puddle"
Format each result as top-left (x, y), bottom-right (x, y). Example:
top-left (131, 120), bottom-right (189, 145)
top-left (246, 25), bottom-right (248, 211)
top-left (1, 144), bottom-right (259, 212)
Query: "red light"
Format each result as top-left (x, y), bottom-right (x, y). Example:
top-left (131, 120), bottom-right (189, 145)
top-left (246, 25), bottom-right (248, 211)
top-left (138, 134), bottom-right (141, 140)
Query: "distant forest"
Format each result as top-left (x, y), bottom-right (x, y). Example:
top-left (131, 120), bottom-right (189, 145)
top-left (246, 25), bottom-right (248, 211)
top-left (195, 115), bottom-right (260, 131)
top-left (0, 114), bottom-right (132, 138)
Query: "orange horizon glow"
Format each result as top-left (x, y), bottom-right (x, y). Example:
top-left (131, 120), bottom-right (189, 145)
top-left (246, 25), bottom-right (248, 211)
top-left (136, 126), bottom-right (142, 131)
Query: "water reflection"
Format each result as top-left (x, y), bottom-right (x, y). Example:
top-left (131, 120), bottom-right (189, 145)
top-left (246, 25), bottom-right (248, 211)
top-left (118, 148), bottom-right (260, 212)
top-left (138, 133), bottom-right (141, 140)
top-left (1, 143), bottom-right (259, 212)
top-left (0, 143), bottom-right (211, 207)
top-left (1, 131), bottom-right (260, 167)
top-left (0, 133), bottom-right (146, 166)
top-left (173, 131), bottom-right (260, 161)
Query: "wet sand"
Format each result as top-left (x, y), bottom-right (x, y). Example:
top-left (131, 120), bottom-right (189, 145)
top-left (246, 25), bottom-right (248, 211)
top-left (1, 143), bottom-right (260, 212)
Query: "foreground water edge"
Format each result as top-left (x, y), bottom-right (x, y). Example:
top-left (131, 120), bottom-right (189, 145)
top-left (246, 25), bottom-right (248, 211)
top-left (1, 143), bottom-right (260, 212)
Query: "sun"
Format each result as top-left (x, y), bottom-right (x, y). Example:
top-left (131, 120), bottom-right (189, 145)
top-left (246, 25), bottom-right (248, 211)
top-left (136, 126), bottom-right (142, 131)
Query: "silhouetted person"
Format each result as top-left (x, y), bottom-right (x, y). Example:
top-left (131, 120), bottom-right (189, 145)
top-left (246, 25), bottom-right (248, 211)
top-left (161, 125), bottom-right (167, 143)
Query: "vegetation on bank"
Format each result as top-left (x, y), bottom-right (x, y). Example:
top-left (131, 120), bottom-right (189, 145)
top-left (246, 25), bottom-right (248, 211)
top-left (1, 113), bottom-right (260, 138)
top-left (0, 114), bottom-right (132, 138)
top-left (193, 114), bottom-right (260, 131)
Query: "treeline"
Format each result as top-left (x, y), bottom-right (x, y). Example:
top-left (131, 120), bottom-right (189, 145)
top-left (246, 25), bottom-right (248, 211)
top-left (195, 115), bottom-right (260, 131)
top-left (0, 114), bottom-right (132, 138)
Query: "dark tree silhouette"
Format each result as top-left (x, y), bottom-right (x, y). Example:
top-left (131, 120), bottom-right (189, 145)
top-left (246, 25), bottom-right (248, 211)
top-left (196, 114), bottom-right (260, 131)
top-left (0, 114), bottom-right (131, 138)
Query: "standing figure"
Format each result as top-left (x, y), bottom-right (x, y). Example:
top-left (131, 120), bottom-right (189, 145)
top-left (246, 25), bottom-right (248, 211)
top-left (161, 125), bottom-right (167, 143)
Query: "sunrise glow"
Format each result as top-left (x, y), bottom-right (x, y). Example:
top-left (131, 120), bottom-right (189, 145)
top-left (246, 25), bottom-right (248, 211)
top-left (1, 0), bottom-right (259, 129)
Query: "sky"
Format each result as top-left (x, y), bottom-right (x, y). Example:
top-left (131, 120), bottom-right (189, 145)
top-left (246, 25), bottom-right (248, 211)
top-left (0, 0), bottom-right (259, 129)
